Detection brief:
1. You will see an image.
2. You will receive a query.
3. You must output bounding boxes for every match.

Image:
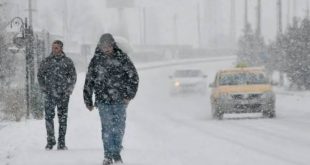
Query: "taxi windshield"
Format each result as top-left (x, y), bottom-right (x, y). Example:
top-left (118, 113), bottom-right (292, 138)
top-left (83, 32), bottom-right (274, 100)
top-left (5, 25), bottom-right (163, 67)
top-left (219, 72), bottom-right (268, 86)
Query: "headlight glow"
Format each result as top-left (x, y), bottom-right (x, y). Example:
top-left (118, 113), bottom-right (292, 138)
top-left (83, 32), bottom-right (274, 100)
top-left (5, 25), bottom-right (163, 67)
top-left (174, 81), bottom-right (180, 87)
top-left (219, 94), bottom-right (232, 100)
top-left (261, 91), bottom-right (275, 99)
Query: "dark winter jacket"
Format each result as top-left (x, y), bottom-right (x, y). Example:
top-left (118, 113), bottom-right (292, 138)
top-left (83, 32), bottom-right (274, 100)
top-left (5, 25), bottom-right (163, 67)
top-left (37, 53), bottom-right (77, 97)
top-left (83, 47), bottom-right (139, 106)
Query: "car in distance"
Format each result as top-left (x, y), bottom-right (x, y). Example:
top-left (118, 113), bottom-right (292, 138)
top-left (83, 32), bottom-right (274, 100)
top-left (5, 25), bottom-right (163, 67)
top-left (169, 69), bottom-right (207, 96)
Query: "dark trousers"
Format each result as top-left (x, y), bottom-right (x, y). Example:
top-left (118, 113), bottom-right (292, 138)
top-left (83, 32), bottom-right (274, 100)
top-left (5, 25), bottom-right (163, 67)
top-left (44, 94), bottom-right (70, 145)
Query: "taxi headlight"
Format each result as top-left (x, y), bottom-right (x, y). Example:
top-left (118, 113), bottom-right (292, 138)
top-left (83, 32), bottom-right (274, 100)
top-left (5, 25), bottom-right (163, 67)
top-left (174, 81), bottom-right (180, 87)
top-left (219, 94), bottom-right (232, 100)
top-left (261, 91), bottom-right (275, 99)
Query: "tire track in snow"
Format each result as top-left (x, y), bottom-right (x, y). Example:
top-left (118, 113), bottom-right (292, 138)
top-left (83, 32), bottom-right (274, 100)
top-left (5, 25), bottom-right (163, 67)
top-left (222, 118), bottom-right (310, 148)
top-left (0, 124), bottom-right (7, 130)
top-left (166, 116), bottom-right (307, 165)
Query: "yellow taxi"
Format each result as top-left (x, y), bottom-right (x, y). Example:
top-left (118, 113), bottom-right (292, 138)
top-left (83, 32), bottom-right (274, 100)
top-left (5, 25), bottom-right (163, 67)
top-left (210, 67), bottom-right (276, 119)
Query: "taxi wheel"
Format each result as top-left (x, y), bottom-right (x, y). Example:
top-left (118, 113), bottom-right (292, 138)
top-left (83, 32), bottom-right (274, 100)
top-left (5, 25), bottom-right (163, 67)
top-left (263, 102), bottom-right (276, 118)
top-left (263, 110), bottom-right (276, 118)
top-left (212, 104), bottom-right (224, 120)
top-left (269, 112), bottom-right (276, 118)
top-left (215, 112), bottom-right (224, 120)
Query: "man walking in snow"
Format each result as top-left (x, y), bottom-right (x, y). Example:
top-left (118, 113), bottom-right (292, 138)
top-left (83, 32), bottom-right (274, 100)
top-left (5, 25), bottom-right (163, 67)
top-left (38, 40), bottom-right (77, 150)
top-left (83, 33), bottom-right (139, 165)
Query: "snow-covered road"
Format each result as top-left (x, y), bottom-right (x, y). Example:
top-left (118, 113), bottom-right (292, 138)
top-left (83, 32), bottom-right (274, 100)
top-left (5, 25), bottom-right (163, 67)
top-left (0, 58), bottom-right (310, 165)
top-left (0, 124), bottom-right (5, 130)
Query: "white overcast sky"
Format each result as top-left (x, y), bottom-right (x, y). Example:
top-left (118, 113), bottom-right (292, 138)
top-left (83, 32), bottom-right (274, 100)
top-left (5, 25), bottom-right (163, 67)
top-left (4, 0), bottom-right (310, 47)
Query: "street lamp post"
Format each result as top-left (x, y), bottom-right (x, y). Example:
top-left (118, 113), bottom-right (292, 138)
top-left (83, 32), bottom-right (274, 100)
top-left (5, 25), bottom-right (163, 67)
top-left (8, 16), bottom-right (34, 119)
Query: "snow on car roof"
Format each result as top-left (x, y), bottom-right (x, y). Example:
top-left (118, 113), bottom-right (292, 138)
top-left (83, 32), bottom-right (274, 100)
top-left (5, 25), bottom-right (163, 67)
top-left (173, 69), bottom-right (204, 77)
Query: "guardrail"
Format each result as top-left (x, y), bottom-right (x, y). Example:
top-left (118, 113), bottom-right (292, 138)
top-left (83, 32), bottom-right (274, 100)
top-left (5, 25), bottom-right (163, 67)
top-left (136, 55), bottom-right (236, 71)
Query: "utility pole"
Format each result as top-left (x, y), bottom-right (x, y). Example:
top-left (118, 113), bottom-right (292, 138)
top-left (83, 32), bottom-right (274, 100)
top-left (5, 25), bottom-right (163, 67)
top-left (256, 0), bottom-right (261, 36)
top-left (197, 3), bottom-right (201, 48)
top-left (292, 0), bottom-right (298, 28)
top-left (244, 0), bottom-right (248, 28)
top-left (293, 0), bottom-right (297, 18)
top-left (277, 0), bottom-right (283, 35)
top-left (287, 0), bottom-right (291, 26)
top-left (141, 7), bottom-right (146, 45)
top-left (63, 0), bottom-right (69, 42)
top-left (26, 0), bottom-right (35, 119)
top-left (307, 0), bottom-right (309, 19)
top-left (28, 0), bottom-right (33, 27)
top-left (0, 2), bottom-right (5, 24)
top-left (230, 0), bottom-right (236, 46)
top-left (277, 0), bottom-right (284, 86)
top-left (173, 13), bottom-right (178, 45)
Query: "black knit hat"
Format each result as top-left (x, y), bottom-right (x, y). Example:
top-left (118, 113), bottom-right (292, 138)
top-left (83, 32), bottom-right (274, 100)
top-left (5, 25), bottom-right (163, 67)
top-left (99, 33), bottom-right (115, 45)
top-left (53, 40), bottom-right (63, 48)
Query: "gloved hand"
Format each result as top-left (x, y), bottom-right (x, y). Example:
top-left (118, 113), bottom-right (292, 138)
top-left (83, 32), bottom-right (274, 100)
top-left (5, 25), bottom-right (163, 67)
top-left (67, 87), bottom-right (74, 95)
top-left (124, 99), bottom-right (130, 104)
top-left (86, 105), bottom-right (94, 111)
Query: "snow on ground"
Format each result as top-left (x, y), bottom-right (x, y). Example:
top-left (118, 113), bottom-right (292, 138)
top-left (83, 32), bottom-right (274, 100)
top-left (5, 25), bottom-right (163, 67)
top-left (1, 58), bottom-right (310, 165)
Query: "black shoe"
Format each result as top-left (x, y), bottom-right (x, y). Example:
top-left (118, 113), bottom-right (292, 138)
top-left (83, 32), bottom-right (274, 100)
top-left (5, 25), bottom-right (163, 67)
top-left (102, 158), bottom-right (113, 165)
top-left (113, 154), bottom-right (123, 164)
top-left (57, 143), bottom-right (68, 150)
top-left (45, 140), bottom-right (56, 150)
